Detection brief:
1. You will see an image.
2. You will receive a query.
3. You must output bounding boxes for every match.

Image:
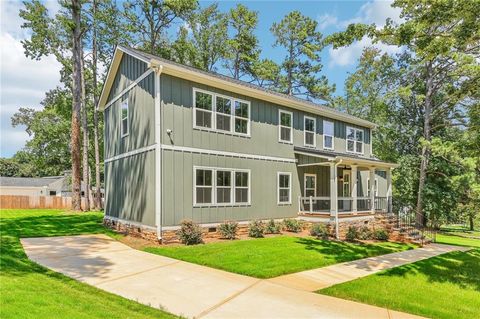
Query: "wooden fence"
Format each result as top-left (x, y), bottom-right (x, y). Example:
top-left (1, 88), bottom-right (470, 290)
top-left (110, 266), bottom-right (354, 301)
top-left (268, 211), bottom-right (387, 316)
top-left (0, 195), bottom-right (88, 209)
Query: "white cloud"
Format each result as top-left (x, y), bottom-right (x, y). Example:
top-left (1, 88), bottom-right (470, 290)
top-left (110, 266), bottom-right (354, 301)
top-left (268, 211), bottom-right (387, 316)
top-left (317, 14), bottom-right (339, 31)
top-left (327, 0), bottom-right (404, 67)
top-left (0, 1), bottom-right (62, 157)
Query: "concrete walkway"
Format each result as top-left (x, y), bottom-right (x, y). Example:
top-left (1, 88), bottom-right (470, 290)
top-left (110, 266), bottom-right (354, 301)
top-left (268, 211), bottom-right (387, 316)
top-left (21, 235), bottom-right (466, 319)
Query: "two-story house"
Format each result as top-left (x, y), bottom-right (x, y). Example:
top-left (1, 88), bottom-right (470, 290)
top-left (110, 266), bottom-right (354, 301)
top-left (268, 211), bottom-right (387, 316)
top-left (99, 46), bottom-right (397, 242)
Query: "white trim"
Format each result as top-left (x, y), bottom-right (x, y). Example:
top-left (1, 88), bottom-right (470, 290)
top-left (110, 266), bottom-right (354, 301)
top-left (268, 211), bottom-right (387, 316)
top-left (193, 166), bottom-right (251, 207)
top-left (278, 109), bottom-right (293, 144)
top-left (277, 171), bottom-right (292, 205)
top-left (104, 69), bottom-right (154, 110)
top-left (161, 144), bottom-right (296, 163)
top-left (323, 120), bottom-right (334, 150)
top-left (193, 87), bottom-right (251, 137)
top-left (154, 69), bottom-right (162, 241)
top-left (104, 144), bottom-right (156, 163)
top-left (304, 115), bottom-right (316, 148)
top-left (346, 126), bottom-right (364, 155)
top-left (304, 173), bottom-right (317, 198)
top-left (120, 98), bottom-right (129, 138)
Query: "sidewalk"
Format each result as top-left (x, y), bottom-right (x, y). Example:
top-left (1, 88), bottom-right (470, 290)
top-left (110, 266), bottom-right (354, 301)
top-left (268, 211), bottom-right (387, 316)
top-left (22, 235), bottom-right (465, 319)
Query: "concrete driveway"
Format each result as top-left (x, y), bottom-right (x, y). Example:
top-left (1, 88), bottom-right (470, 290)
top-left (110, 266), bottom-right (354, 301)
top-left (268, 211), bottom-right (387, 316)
top-left (21, 234), bottom-right (450, 319)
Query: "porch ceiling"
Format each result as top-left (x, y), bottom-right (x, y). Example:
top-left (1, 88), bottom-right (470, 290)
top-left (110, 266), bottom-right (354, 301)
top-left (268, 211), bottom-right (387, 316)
top-left (294, 147), bottom-right (399, 169)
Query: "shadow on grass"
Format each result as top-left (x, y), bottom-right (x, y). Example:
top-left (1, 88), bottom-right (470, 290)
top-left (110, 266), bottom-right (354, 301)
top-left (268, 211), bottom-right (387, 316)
top-left (374, 249), bottom-right (480, 292)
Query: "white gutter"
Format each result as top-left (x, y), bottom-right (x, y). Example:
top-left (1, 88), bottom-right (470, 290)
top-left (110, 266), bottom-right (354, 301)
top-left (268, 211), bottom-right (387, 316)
top-left (150, 60), bottom-right (164, 242)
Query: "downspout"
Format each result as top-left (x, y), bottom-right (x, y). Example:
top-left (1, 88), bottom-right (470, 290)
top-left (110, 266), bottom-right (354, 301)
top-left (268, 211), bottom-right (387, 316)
top-left (150, 60), bottom-right (163, 242)
top-left (334, 158), bottom-right (343, 240)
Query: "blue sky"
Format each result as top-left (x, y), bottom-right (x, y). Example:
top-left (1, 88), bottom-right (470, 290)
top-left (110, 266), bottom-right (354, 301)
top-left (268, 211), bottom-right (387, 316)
top-left (0, 0), bottom-right (401, 158)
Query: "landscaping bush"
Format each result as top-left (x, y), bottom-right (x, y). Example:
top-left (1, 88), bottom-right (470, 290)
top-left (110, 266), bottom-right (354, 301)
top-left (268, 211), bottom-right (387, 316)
top-left (310, 223), bottom-right (329, 240)
top-left (177, 219), bottom-right (203, 245)
top-left (265, 219), bottom-right (282, 234)
top-left (283, 219), bottom-right (302, 233)
top-left (219, 220), bottom-right (239, 240)
top-left (345, 226), bottom-right (359, 242)
top-left (374, 228), bottom-right (389, 241)
top-left (358, 226), bottom-right (372, 240)
top-left (248, 220), bottom-right (265, 238)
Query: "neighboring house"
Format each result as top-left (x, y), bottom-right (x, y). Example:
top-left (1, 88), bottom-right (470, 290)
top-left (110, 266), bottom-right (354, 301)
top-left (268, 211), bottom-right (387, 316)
top-left (99, 45), bottom-right (397, 241)
top-left (0, 176), bottom-right (65, 197)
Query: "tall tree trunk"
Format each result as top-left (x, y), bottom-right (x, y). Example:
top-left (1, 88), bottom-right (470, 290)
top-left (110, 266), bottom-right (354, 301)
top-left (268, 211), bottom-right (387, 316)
top-left (287, 39), bottom-right (293, 95)
top-left (92, 0), bottom-right (102, 210)
top-left (81, 52), bottom-right (90, 211)
top-left (71, 0), bottom-right (82, 211)
top-left (416, 61), bottom-right (433, 226)
top-left (469, 214), bottom-right (474, 231)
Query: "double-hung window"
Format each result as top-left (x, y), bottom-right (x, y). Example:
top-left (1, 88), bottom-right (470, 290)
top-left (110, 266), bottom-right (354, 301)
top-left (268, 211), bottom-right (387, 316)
top-left (304, 174), bottom-right (316, 197)
top-left (304, 116), bottom-right (316, 147)
top-left (346, 126), bottom-right (364, 154)
top-left (367, 178), bottom-right (378, 197)
top-left (120, 98), bottom-right (129, 137)
top-left (323, 120), bottom-right (334, 150)
top-left (193, 89), bottom-right (250, 136)
top-left (279, 110), bottom-right (293, 143)
top-left (194, 167), bottom-right (250, 206)
top-left (277, 172), bottom-right (292, 204)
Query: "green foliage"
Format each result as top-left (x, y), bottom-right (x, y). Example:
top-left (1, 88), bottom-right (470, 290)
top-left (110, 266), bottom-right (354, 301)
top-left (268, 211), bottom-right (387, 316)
top-left (265, 219), bottom-right (282, 234)
top-left (218, 220), bottom-right (238, 240)
top-left (0, 158), bottom-right (21, 177)
top-left (345, 226), bottom-right (359, 242)
top-left (358, 226), bottom-right (372, 240)
top-left (177, 219), bottom-right (203, 245)
top-left (310, 223), bottom-right (329, 240)
top-left (373, 229), bottom-right (389, 241)
top-left (283, 218), bottom-right (302, 233)
top-left (248, 220), bottom-right (265, 238)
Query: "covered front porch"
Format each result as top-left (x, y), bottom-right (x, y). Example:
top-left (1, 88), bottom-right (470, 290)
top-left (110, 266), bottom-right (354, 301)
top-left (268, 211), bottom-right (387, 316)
top-left (295, 148), bottom-right (397, 219)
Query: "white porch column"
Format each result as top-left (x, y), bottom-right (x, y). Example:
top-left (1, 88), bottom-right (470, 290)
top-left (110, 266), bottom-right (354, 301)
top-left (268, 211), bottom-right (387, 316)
top-left (386, 168), bottom-right (392, 213)
top-left (351, 165), bottom-right (358, 214)
top-left (369, 167), bottom-right (376, 213)
top-left (330, 162), bottom-right (338, 217)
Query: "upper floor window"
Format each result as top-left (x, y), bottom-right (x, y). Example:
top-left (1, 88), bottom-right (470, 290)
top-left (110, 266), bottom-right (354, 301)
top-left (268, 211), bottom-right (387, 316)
top-left (279, 110), bottom-right (293, 143)
top-left (323, 120), bottom-right (334, 150)
top-left (346, 126), bottom-right (364, 154)
top-left (277, 172), bottom-right (292, 204)
top-left (121, 99), bottom-right (129, 137)
top-left (193, 89), bottom-right (250, 136)
top-left (304, 116), bottom-right (316, 147)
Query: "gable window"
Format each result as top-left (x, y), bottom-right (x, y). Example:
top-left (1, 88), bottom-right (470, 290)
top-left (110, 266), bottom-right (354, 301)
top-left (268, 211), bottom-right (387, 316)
top-left (304, 174), bottom-right (316, 197)
top-left (121, 99), bottom-right (129, 137)
top-left (194, 167), bottom-right (250, 206)
top-left (323, 120), bottom-right (334, 150)
top-left (279, 110), bottom-right (293, 143)
top-left (278, 172), bottom-right (292, 204)
top-left (193, 88), bottom-right (250, 136)
top-left (194, 90), bottom-right (213, 129)
top-left (304, 116), bottom-right (316, 147)
top-left (346, 126), bottom-right (364, 154)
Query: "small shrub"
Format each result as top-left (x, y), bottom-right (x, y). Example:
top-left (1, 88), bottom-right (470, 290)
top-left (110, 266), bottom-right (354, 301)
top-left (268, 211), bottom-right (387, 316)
top-left (177, 219), bottom-right (203, 245)
top-left (265, 219), bottom-right (282, 234)
top-left (345, 226), bottom-right (359, 242)
top-left (219, 220), bottom-right (238, 240)
top-left (283, 218), bottom-right (302, 233)
top-left (358, 226), bottom-right (372, 240)
top-left (374, 228), bottom-right (389, 241)
top-left (310, 223), bottom-right (329, 240)
top-left (248, 220), bottom-right (265, 238)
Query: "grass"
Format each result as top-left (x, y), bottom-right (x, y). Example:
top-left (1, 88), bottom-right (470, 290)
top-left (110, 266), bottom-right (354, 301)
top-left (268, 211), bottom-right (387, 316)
top-left (144, 236), bottom-right (415, 278)
top-left (440, 225), bottom-right (480, 238)
top-left (436, 233), bottom-right (480, 248)
top-left (0, 209), bottom-right (177, 319)
top-left (319, 249), bottom-right (480, 319)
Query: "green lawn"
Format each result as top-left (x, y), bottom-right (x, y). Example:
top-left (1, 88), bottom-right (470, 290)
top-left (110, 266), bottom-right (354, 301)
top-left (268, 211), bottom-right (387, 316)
top-left (440, 225), bottom-right (480, 238)
top-left (319, 249), bottom-right (480, 319)
top-left (436, 233), bottom-right (480, 248)
top-left (0, 209), bottom-right (177, 319)
top-left (144, 236), bottom-right (415, 278)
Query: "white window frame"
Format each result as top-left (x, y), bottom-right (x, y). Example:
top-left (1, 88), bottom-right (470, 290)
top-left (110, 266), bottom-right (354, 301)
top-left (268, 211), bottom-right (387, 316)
top-left (278, 110), bottom-right (293, 144)
top-left (304, 173), bottom-right (317, 198)
top-left (277, 172), bottom-right (292, 205)
top-left (367, 177), bottom-right (378, 197)
top-left (346, 126), bottom-right (364, 155)
top-left (323, 120), bottom-right (334, 150)
top-left (193, 88), bottom-right (251, 137)
top-left (193, 166), bottom-right (251, 207)
top-left (120, 98), bottom-right (129, 138)
top-left (304, 116), bottom-right (316, 148)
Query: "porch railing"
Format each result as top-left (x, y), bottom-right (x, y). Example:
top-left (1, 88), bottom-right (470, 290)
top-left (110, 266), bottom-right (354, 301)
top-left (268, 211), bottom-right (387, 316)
top-left (374, 197), bottom-right (388, 211)
top-left (299, 196), bottom-right (330, 213)
top-left (298, 196), bottom-right (392, 214)
top-left (357, 197), bottom-right (371, 211)
top-left (338, 197), bottom-right (353, 212)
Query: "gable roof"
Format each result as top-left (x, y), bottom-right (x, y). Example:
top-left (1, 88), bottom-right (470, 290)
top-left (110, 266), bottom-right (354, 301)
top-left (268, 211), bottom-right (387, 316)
top-left (0, 176), bottom-right (62, 188)
top-left (98, 45), bottom-right (377, 129)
